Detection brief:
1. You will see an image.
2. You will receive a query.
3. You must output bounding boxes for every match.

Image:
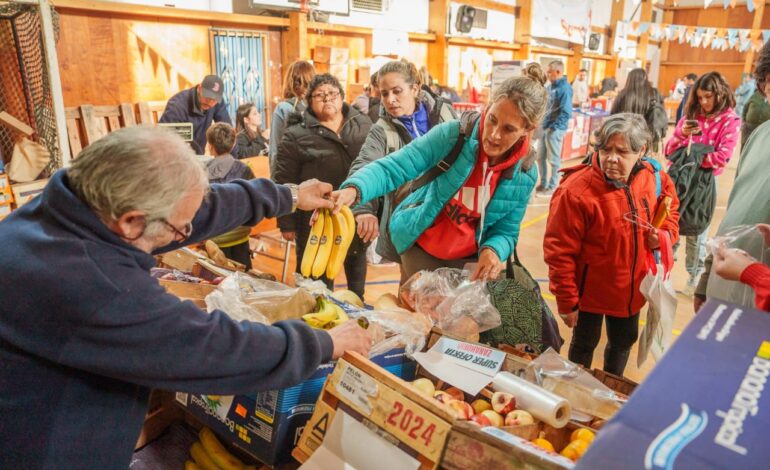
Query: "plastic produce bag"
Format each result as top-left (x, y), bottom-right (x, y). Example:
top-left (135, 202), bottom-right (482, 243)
top-left (355, 308), bottom-right (433, 357)
top-left (637, 230), bottom-right (678, 367)
top-left (705, 224), bottom-right (770, 309)
top-left (526, 348), bottom-right (624, 420)
top-left (205, 272), bottom-right (316, 324)
top-left (400, 268), bottom-right (501, 341)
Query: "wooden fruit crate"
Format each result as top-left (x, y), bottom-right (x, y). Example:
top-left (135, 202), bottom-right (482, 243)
top-left (292, 351), bottom-right (455, 469)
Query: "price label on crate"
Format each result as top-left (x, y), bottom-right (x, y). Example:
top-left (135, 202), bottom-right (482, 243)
top-left (329, 361), bottom-right (452, 462)
top-left (413, 337), bottom-right (506, 396)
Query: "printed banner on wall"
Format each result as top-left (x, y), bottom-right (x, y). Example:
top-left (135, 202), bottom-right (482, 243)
top-left (531, 0), bottom-right (591, 44)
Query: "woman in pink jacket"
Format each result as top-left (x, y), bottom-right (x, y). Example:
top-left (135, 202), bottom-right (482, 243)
top-left (665, 72), bottom-right (740, 295)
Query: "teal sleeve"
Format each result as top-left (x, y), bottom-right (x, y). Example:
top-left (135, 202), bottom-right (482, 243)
top-left (342, 121), bottom-right (462, 205)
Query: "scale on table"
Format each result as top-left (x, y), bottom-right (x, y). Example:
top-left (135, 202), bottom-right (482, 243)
top-left (157, 123), bottom-right (202, 153)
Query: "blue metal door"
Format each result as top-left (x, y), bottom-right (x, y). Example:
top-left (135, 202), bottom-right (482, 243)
top-left (212, 30), bottom-right (268, 129)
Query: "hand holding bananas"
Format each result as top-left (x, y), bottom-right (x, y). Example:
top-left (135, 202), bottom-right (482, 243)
top-left (295, 178), bottom-right (336, 211)
top-left (331, 186), bottom-right (359, 213)
top-left (301, 206), bottom-right (355, 280)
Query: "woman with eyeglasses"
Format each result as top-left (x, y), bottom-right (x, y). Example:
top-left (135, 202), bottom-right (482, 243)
top-left (272, 74), bottom-right (373, 298)
top-left (544, 113), bottom-right (680, 377)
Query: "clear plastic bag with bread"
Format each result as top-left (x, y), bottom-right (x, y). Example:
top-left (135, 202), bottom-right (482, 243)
top-left (400, 268), bottom-right (501, 342)
top-left (204, 272), bottom-right (316, 324)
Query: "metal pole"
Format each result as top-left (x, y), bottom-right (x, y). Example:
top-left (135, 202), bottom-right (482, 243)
top-left (38, 0), bottom-right (71, 166)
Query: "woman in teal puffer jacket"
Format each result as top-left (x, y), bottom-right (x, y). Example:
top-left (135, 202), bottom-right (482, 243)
top-left (333, 66), bottom-right (549, 282)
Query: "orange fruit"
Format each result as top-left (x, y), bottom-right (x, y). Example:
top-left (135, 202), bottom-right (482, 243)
top-left (560, 445), bottom-right (580, 461)
top-left (570, 428), bottom-right (596, 444)
top-left (532, 438), bottom-right (555, 452)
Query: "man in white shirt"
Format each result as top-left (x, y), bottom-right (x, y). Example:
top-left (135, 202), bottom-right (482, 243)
top-left (572, 68), bottom-right (589, 106)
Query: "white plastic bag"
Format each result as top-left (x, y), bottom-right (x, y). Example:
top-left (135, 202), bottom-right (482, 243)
top-left (638, 231), bottom-right (678, 366)
top-left (705, 224), bottom-right (770, 309)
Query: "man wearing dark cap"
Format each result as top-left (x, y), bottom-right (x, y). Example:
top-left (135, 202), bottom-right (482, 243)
top-left (160, 75), bottom-right (233, 155)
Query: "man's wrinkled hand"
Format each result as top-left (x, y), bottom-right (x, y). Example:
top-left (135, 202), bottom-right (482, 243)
top-left (296, 179), bottom-right (334, 211)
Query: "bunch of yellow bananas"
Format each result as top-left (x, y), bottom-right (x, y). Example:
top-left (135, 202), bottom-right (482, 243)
top-left (300, 206), bottom-right (355, 280)
top-left (185, 427), bottom-right (256, 470)
top-left (302, 297), bottom-right (350, 329)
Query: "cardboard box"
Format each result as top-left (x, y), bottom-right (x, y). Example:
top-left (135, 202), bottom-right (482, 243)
top-left (295, 336), bottom-right (608, 469)
top-left (159, 279), bottom-right (216, 309)
top-left (293, 352), bottom-right (454, 469)
top-left (177, 349), bottom-right (416, 466)
top-left (578, 300), bottom-right (770, 469)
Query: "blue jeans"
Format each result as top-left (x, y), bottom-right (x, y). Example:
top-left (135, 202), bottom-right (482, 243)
top-left (538, 128), bottom-right (566, 190)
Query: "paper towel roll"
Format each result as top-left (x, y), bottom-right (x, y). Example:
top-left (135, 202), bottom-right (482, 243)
top-left (492, 372), bottom-right (571, 428)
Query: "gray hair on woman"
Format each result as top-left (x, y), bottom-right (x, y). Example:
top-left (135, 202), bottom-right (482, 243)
top-left (594, 113), bottom-right (652, 153)
top-left (490, 66), bottom-right (549, 129)
top-left (68, 126), bottom-right (208, 225)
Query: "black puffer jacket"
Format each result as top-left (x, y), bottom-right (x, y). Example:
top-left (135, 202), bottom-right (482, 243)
top-left (273, 103), bottom-right (372, 233)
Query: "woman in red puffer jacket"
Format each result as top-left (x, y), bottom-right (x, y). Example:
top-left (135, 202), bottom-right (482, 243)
top-left (544, 113), bottom-right (680, 377)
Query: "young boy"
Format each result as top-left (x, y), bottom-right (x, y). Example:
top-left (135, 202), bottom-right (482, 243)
top-left (205, 123), bottom-right (255, 266)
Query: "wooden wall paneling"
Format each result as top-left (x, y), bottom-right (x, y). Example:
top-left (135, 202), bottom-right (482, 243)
top-left (268, 31), bottom-right (283, 125)
top-left (636, 0), bottom-right (654, 68)
top-left (607, 0), bottom-right (626, 79)
top-left (744, 2), bottom-right (765, 74)
top-left (283, 11), bottom-right (308, 67)
top-left (514, 0), bottom-right (532, 60)
top-left (57, 11), bottom-right (214, 106)
top-left (660, 0), bottom-right (675, 63)
top-left (428, 0), bottom-right (450, 85)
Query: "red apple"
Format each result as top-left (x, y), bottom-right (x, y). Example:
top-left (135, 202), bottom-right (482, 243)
top-left (471, 399), bottom-right (492, 415)
top-left (411, 378), bottom-right (435, 398)
top-left (479, 409), bottom-right (504, 427)
top-left (433, 390), bottom-right (453, 404)
top-left (444, 386), bottom-right (465, 402)
top-left (469, 413), bottom-right (492, 426)
top-left (505, 410), bottom-right (534, 426)
top-left (446, 400), bottom-right (474, 420)
top-left (491, 392), bottom-right (517, 415)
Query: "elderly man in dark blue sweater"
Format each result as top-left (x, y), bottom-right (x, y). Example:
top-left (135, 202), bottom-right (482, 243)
top-left (0, 126), bottom-right (373, 469)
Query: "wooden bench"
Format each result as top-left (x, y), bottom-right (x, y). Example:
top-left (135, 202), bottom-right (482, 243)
top-left (64, 103), bottom-right (137, 160)
top-left (135, 100), bottom-right (167, 125)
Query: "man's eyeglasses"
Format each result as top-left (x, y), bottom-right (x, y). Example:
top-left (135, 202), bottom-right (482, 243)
top-left (158, 219), bottom-right (193, 243)
top-left (311, 91), bottom-right (341, 102)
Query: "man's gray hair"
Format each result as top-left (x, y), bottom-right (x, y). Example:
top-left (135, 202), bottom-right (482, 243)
top-left (490, 76), bottom-right (549, 129)
top-left (67, 126), bottom-right (208, 222)
top-left (548, 61), bottom-right (564, 73)
top-left (594, 113), bottom-right (652, 153)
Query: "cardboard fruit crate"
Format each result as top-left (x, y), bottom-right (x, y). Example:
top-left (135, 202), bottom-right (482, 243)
top-left (293, 351), bottom-right (454, 469)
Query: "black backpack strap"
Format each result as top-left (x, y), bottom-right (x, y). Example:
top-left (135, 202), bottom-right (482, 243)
top-left (505, 246), bottom-right (521, 278)
top-left (409, 116), bottom-right (476, 192)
